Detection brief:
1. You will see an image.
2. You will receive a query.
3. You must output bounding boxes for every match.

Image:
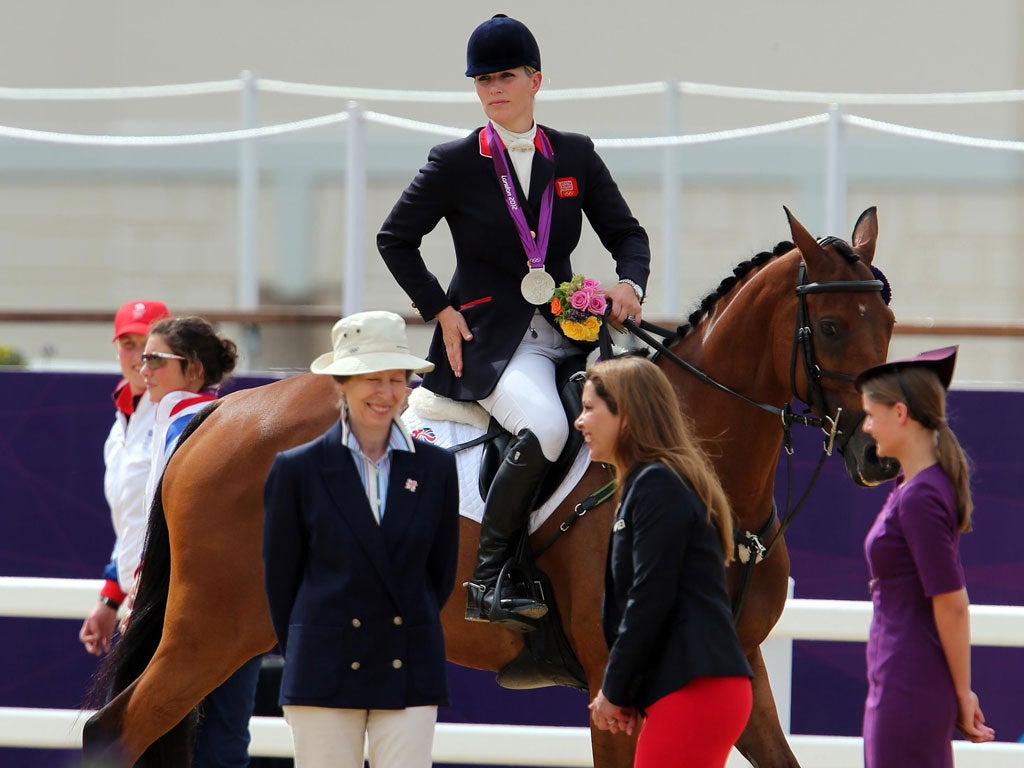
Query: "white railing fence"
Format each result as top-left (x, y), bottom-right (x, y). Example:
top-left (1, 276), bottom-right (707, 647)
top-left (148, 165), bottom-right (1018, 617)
top-left (1, 76), bottom-right (1022, 320)
top-left (1, 576), bottom-right (1022, 767)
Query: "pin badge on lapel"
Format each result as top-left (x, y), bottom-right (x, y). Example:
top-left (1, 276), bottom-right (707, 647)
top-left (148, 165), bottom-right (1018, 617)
top-left (613, 519), bottom-right (626, 532)
top-left (405, 478), bottom-right (418, 493)
top-left (411, 427), bottom-right (437, 443)
top-left (555, 177), bottom-right (578, 198)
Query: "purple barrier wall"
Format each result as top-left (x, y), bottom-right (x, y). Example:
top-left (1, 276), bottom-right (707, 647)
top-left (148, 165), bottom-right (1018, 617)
top-left (1, 370), bottom-right (1021, 766)
top-left (783, 388), bottom-right (1024, 744)
top-left (0, 371), bottom-right (584, 768)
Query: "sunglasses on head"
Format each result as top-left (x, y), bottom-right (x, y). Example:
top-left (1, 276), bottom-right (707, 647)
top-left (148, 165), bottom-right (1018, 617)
top-left (141, 351), bottom-right (187, 370)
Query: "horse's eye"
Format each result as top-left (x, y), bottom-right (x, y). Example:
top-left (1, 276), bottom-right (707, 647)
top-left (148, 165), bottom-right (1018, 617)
top-left (820, 320), bottom-right (838, 337)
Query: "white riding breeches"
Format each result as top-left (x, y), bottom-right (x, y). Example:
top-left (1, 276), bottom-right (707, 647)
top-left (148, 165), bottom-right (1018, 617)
top-left (478, 312), bottom-right (577, 462)
top-left (283, 704), bottom-right (438, 768)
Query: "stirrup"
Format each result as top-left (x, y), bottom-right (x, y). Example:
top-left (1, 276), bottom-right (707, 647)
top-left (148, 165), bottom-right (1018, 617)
top-left (498, 596), bottom-right (548, 621)
top-left (464, 562), bottom-right (548, 631)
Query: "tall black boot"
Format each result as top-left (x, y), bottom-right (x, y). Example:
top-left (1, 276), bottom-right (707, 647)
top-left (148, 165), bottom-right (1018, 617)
top-left (465, 429), bottom-right (552, 623)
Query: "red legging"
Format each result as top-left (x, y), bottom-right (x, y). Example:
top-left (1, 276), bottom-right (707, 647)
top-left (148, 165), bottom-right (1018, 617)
top-left (633, 676), bottom-right (753, 768)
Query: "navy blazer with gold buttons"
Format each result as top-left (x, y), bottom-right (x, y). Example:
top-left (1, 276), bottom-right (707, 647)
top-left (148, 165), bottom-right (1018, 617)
top-left (262, 420), bottom-right (460, 710)
top-left (378, 125), bottom-right (650, 402)
top-left (602, 462), bottom-right (752, 711)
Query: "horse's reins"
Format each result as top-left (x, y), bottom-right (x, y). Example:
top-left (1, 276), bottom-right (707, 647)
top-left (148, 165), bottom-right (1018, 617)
top-left (449, 253), bottom-right (883, 618)
top-left (623, 259), bottom-right (881, 439)
top-left (623, 256), bottom-right (883, 620)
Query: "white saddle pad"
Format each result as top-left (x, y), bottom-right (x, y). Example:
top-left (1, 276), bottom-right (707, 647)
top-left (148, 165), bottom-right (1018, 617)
top-left (402, 406), bottom-right (591, 534)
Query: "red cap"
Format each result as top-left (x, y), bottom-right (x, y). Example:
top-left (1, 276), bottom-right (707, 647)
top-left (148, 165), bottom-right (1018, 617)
top-left (112, 300), bottom-right (171, 341)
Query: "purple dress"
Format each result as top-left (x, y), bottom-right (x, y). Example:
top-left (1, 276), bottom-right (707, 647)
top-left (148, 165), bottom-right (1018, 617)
top-left (863, 464), bottom-right (966, 768)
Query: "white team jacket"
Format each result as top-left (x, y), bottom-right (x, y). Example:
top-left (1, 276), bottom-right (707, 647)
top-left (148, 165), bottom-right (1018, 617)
top-left (103, 392), bottom-right (157, 593)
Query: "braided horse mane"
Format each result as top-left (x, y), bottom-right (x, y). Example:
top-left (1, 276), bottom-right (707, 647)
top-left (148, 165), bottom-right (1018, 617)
top-left (675, 237), bottom-right (862, 335)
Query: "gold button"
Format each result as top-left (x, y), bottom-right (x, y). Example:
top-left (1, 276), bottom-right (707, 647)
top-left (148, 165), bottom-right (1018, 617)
top-left (393, 616), bottom-right (403, 626)
top-left (352, 618), bottom-right (361, 628)
top-left (392, 659), bottom-right (403, 669)
top-left (351, 661), bottom-right (361, 670)
top-left (530, 230), bottom-right (536, 239)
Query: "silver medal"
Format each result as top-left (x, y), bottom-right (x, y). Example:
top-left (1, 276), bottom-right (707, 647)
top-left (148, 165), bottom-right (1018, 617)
top-left (520, 268), bottom-right (556, 305)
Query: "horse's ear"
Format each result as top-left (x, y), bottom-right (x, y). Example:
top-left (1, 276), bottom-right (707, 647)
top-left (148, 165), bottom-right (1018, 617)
top-left (850, 207), bottom-right (878, 265)
top-left (783, 206), bottom-right (826, 268)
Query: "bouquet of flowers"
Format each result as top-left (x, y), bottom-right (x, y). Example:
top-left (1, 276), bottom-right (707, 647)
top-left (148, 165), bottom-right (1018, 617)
top-left (549, 274), bottom-right (607, 342)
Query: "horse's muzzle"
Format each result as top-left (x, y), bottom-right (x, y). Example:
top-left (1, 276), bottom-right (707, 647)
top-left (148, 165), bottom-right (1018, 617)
top-left (842, 429), bottom-right (900, 486)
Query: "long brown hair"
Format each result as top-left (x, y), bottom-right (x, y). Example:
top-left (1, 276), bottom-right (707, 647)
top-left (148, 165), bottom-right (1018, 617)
top-left (584, 356), bottom-right (734, 562)
top-left (861, 367), bottom-right (974, 531)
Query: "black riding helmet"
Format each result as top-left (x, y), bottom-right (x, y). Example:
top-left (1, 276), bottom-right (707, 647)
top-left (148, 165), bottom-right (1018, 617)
top-left (465, 14), bottom-right (541, 77)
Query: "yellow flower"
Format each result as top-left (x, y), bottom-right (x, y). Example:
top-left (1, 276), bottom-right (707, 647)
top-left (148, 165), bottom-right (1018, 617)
top-left (581, 315), bottom-right (601, 342)
top-left (559, 316), bottom-right (601, 342)
top-left (560, 319), bottom-right (586, 341)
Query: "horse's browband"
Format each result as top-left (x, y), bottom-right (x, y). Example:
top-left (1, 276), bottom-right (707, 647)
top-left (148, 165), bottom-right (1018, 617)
top-left (796, 279), bottom-right (883, 295)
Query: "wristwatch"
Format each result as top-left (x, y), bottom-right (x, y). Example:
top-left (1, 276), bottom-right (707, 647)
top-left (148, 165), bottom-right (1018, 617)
top-left (618, 278), bottom-right (644, 304)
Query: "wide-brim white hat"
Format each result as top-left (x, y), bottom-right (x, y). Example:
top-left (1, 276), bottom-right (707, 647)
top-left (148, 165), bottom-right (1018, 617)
top-left (310, 311), bottom-right (434, 376)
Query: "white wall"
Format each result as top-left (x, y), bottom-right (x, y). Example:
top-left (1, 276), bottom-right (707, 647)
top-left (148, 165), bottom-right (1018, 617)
top-left (3, 1), bottom-right (1021, 131)
top-left (0, 1), bottom-right (1021, 381)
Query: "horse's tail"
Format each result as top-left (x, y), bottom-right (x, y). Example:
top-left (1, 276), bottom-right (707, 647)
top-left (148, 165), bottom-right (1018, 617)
top-left (86, 401), bottom-right (222, 766)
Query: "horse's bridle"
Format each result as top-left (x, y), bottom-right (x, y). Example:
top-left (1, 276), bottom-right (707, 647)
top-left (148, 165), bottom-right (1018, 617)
top-left (620, 252), bottom-right (885, 620)
top-left (539, 251), bottom-right (886, 620)
top-left (789, 253), bottom-right (885, 454)
top-left (623, 253), bottom-right (884, 457)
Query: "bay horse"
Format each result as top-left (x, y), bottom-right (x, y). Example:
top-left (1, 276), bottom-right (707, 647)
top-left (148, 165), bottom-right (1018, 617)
top-left (83, 207), bottom-right (896, 768)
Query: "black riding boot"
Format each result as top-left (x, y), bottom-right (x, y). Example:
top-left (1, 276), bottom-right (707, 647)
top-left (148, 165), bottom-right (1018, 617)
top-left (465, 429), bottom-right (551, 623)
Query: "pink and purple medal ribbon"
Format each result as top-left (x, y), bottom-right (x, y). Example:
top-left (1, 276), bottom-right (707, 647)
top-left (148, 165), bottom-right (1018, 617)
top-left (486, 122), bottom-right (556, 304)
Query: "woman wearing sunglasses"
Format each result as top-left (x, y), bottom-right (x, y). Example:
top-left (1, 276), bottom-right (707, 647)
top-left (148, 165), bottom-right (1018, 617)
top-left (135, 315), bottom-right (261, 768)
top-left (140, 315), bottom-right (239, 508)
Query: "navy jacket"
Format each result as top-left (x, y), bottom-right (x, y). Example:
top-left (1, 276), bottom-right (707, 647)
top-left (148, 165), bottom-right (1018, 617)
top-left (262, 420), bottom-right (460, 710)
top-left (602, 462), bottom-right (752, 711)
top-left (377, 125), bottom-right (650, 401)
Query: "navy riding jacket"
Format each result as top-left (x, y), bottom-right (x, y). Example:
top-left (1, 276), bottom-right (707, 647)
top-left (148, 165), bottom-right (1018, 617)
top-left (378, 125), bottom-right (650, 401)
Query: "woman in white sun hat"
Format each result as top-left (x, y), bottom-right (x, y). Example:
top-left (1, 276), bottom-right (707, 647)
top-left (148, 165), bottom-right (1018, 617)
top-left (262, 310), bottom-right (460, 768)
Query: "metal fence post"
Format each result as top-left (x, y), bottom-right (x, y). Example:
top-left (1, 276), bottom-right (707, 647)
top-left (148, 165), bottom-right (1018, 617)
top-left (343, 101), bottom-right (367, 315)
top-left (824, 104), bottom-right (847, 236)
top-left (237, 71), bottom-right (260, 369)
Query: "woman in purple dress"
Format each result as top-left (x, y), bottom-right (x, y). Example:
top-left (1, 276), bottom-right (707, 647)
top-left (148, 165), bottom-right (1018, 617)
top-left (855, 346), bottom-right (995, 767)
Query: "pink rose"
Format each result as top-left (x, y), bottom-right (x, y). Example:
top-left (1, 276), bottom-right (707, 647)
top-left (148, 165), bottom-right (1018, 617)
top-left (570, 290), bottom-right (590, 311)
top-left (588, 292), bottom-right (607, 315)
top-left (581, 278), bottom-right (602, 292)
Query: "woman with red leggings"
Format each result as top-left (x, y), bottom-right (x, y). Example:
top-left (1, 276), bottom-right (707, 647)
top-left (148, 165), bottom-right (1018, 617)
top-left (576, 356), bottom-right (752, 767)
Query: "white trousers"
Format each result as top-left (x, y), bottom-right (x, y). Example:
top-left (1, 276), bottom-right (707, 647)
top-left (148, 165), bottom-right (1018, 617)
top-left (282, 704), bottom-right (438, 768)
top-left (478, 312), bottom-right (577, 462)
